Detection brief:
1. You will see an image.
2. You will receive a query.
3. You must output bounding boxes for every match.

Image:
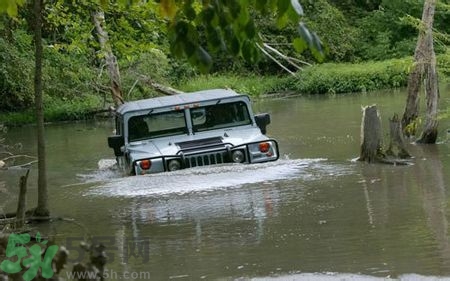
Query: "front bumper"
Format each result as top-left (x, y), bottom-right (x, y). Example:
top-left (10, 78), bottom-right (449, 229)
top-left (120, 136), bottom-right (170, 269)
top-left (132, 139), bottom-right (279, 175)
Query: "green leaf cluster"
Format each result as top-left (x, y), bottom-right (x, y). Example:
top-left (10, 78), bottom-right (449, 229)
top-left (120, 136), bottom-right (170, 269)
top-left (163, 0), bottom-right (324, 72)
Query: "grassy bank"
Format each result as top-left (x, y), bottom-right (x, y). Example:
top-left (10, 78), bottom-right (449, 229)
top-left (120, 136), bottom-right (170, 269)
top-left (0, 95), bottom-right (103, 126)
top-left (2, 55), bottom-right (449, 126)
top-left (179, 58), bottom-right (412, 96)
top-left (180, 55), bottom-right (450, 96)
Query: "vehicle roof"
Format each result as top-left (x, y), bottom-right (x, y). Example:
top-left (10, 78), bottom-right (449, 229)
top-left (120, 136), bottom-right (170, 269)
top-left (116, 88), bottom-right (245, 115)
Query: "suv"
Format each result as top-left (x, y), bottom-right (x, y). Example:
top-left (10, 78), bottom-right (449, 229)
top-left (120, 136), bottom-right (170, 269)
top-left (108, 89), bottom-right (279, 175)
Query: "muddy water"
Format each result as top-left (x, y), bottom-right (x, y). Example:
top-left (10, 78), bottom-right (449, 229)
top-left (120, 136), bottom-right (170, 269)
top-left (1, 88), bottom-right (450, 280)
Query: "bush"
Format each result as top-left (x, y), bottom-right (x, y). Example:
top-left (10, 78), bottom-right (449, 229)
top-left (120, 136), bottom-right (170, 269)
top-left (292, 58), bottom-right (412, 94)
top-left (0, 30), bottom-right (34, 111)
top-left (178, 74), bottom-right (293, 96)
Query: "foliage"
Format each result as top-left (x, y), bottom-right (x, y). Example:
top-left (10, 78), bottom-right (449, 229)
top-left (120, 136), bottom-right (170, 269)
top-left (354, 1), bottom-right (421, 60)
top-left (303, 0), bottom-right (358, 62)
top-left (0, 28), bottom-right (34, 111)
top-left (292, 58), bottom-right (412, 94)
top-left (0, 0), bottom-right (449, 125)
top-left (162, 0), bottom-right (324, 72)
top-left (178, 74), bottom-right (293, 96)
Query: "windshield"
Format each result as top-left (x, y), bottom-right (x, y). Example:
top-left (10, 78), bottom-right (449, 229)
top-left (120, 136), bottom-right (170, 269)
top-left (128, 111), bottom-right (187, 141)
top-left (191, 101), bottom-right (252, 132)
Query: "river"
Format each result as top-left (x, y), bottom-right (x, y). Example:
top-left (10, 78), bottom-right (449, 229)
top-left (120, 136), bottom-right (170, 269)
top-left (1, 88), bottom-right (450, 280)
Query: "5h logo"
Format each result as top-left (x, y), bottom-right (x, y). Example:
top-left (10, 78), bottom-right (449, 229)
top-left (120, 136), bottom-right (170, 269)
top-left (1, 232), bottom-right (59, 281)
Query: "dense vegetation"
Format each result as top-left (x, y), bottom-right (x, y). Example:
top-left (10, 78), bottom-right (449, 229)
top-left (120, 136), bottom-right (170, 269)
top-left (0, 0), bottom-right (449, 124)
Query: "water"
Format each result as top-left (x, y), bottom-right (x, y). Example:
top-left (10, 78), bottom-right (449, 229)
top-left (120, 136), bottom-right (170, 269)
top-left (1, 88), bottom-right (450, 280)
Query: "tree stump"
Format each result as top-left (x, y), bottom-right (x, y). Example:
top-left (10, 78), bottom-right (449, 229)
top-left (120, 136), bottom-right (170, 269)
top-left (386, 113), bottom-right (411, 159)
top-left (15, 169), bottom-right (30, 229)
top-left (358, 105), bottom-right (385, 163)
top-left (358, 106), bottom-right (412, 165)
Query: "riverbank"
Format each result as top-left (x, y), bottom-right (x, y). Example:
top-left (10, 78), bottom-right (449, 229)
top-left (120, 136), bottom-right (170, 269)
top-left (1, 55), bottom-right (449, 126)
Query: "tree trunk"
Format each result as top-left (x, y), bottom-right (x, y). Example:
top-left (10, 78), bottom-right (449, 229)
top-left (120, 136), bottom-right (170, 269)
top-left (417, 38), bottom-right (439, 143)
top-left (33, 0), bottom-right (49, 217)
top-left (93, 10), bottom-right (124, 107)
top-left (402, 0), bottom-right (439, 143)
top-left (401, 64), bottom-right (421, 136)
top-left (358, 105), bottom-right (385, 163)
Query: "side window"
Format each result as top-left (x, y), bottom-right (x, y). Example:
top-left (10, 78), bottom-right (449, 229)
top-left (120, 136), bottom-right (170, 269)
top-left (128, 116), bottom-right (149, 141)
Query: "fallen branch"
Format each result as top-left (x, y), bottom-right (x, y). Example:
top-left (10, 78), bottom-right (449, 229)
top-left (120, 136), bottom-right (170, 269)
top-left (137, 75), bottom-right (185, 96)
top-left (257, 43), bottom-right (296, 76)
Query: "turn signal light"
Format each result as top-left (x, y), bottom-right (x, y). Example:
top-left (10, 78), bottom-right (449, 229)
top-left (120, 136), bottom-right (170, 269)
top-left (259, 142), bottom-right (270, 153)
top-left (140, 159), bottom-right (151, 170)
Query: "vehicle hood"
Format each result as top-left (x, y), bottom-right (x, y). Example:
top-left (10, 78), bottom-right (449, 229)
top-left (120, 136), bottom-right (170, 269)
top-left (126, 126), bottom-right (268, 162)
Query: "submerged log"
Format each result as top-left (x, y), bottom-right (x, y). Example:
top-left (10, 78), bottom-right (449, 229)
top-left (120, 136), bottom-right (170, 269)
top-left (358, 105), bottom-right (385, 163)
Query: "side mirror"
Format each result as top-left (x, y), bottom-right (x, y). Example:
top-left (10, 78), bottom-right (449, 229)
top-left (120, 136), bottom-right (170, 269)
top-left (108, 135), bottom-right (125, 157)
top-left (255, 113), bottom-right (271, 134)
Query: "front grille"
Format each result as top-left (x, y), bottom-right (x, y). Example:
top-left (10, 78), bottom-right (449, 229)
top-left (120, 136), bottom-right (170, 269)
top-left (185, 151), bottom-right (228, 168)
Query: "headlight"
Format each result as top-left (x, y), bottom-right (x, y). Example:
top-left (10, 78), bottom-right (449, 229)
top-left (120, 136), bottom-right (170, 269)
top-left (139, 159), bottom-right (151, 170)
top-left (231, 150), bottom-right (245, 163)
top-left (168, 159), bottom-right (181, 171)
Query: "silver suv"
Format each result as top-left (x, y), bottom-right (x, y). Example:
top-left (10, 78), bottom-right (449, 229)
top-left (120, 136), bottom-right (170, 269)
top-left (108, 89), bottom-right (279, 175)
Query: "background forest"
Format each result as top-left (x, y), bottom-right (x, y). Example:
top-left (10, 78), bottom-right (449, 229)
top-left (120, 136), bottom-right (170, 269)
top-left (1, 0), bottom-right (449, 124)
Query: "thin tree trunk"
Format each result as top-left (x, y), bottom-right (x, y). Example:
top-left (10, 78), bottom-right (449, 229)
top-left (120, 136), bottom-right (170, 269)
top-left (33, 0), bottom-right (49, 217)
top-left (93, 10), bottom-right (124, 107)
top-left (15, 170), bottom-right (30, 229)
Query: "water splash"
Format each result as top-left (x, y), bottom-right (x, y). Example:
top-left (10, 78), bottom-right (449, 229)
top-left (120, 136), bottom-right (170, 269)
top-left (83, 158), bottom-right (352, 198)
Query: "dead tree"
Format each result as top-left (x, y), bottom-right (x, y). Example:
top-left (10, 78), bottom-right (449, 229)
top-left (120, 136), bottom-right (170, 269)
top-left (402, 0), bottom-right (439, 143)
top-left (93, 10), bottom-right (124, 107)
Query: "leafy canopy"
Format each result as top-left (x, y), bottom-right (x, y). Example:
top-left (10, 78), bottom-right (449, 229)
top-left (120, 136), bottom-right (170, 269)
top-left (158, 0), bottom-right (324, 72)
top-left (0, 0), bottom-right (324, 72)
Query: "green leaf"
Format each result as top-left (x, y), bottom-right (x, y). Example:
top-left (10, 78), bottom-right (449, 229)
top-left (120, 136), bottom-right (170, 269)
top-left (277, 0), bottom-right (290, 16)
top-left (227, 0), bottom-right (241, 19)
top-left (244, 20), bottom-right (256, 39)
top-left (159, 0), bottom-right (177, 19)
top-left (184, 5), bottom-right (196, 21)
top-left (290, 0), bottom-right (304, 16)
top-left (206, 26), bottom-right (223, 51)
top-left (255, 0), bottom-right (268, 13)
top-left (293, 37), bottom-right (307, 53)
top-left (184, 40), bottom-right (196, 57)
top-left (276, 14), bottom-right (289, 29)
top-left (242, 40), bottom-right (258, 63)
top-left (200, 6), bottom-right (215, 24)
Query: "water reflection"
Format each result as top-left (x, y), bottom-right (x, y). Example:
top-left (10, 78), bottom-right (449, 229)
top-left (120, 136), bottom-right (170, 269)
top-left (412, 145), bottom-right (450, 270)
